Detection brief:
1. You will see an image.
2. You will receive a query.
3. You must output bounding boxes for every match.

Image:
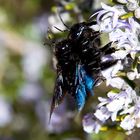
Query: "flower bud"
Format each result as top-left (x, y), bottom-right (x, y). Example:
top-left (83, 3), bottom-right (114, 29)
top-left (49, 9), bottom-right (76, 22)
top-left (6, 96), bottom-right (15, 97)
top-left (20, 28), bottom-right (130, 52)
top-left (134, 7), bottom-right (140, 19)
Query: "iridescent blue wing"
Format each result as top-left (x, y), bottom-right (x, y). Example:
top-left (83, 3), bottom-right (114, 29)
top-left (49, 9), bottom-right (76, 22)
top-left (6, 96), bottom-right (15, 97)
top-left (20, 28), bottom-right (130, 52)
top-left (49, 72), bottom-right (65, 121)
top-left (75, 82), bottom-right (86, 110)
top-left (75, 65), bottom-right (84, 110)
top-left (80, 66), bottom-right (94, 95)
top-left (75, 65), bottom-right (94, 110)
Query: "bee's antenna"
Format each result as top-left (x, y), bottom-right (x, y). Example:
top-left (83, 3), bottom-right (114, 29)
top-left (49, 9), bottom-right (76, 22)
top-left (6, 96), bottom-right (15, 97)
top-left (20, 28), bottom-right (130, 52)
top-left (57, 9), bottom-right (70, 30)
top-left (54, 26), bottom-right (67, 32)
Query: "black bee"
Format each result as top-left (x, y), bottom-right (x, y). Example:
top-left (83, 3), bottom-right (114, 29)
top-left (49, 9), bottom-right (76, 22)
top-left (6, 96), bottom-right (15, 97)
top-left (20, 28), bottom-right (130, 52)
top-left (49, 20), bottom-right (117, 120)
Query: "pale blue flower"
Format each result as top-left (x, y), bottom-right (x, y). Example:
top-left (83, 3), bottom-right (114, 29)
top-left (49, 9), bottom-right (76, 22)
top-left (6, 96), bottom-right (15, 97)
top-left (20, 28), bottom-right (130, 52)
top-left (94, 106), bottom-right (111, 122)
top-left (120, 115), bottom-right (136, 130)
top-left (82, 113), bottom-right (102, 133)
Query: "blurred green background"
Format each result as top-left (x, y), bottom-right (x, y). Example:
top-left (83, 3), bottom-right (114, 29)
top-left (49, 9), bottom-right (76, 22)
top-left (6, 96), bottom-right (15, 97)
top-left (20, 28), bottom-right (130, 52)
top-left (0, 0), bottom-right (136, 140)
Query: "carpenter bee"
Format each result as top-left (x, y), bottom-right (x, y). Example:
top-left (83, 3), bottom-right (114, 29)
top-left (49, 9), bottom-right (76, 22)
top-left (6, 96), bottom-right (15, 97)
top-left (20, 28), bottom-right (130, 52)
top-left (49, 19), bottom-right (117, 120)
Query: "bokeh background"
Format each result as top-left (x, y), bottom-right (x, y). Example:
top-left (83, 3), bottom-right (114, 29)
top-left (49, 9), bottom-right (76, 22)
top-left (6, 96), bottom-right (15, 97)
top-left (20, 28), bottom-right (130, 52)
top-left (0, 0), bottom-right (138, 140)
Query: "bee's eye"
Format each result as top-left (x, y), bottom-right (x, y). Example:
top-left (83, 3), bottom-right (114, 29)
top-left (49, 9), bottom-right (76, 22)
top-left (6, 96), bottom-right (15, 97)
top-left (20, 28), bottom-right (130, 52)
top-left (69, 32), bottom-right (80, 40)
top-left (68, 24), bottom-right (86, 41)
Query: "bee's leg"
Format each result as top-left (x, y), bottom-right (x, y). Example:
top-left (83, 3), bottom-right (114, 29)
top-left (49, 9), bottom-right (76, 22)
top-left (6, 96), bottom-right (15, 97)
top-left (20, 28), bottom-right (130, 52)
top-left (100, 42), bottom-right (116, 55)
top-left (86, 21), bottom-right (97, 26)
top-left (93, 76), bottom-right (105, 87)
top-left (100, 59), bottom-right (118, 70)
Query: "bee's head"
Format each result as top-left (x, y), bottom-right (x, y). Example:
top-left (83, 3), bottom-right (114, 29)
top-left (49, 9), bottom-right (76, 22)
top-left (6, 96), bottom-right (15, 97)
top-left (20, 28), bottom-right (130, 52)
top-left (68, 22), bottom-right (88, 41)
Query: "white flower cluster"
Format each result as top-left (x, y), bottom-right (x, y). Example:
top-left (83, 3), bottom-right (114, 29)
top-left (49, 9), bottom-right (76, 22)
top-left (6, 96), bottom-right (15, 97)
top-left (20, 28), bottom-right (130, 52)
top-left (83, 0), bottom-right (140, 134)
top-left (83, 87), bottom-right (140, 133)
top-left (83, 113), bottom-right (103, 134)
top-left (95, 87), bottom-right (136, 131)
top-left (94, 1), bottom-right (140, 84)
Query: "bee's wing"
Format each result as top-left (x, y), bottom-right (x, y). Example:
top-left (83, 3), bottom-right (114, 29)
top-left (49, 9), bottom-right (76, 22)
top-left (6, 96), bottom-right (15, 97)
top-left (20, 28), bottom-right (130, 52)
top-left (80, 66), bottom-right (94, 95)
top-left (75, 65), bottom-right (95, 110)
top-left (49, 72), bottom-right (65, 122)
top-left (83, 73), bottom-right (94, 95)
top-left (75, 65), bottom-right (87, 110)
